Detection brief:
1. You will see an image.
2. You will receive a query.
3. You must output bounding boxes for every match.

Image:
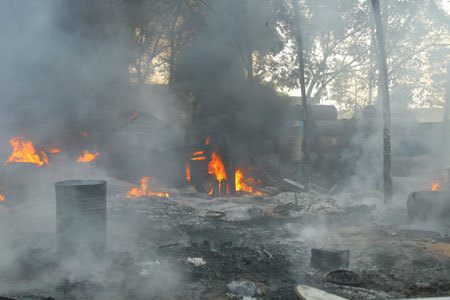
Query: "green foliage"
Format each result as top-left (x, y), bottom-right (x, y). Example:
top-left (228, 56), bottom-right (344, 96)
top-left (119, 0), bottom-right (449, 109)
top-left (258, 0), bottom-right (449, 109)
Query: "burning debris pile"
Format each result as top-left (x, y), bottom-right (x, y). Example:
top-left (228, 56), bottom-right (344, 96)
top-left (6, 137), bottom-right (48, 167)
top-left (127, 177), bottom-right (169, 198)
top-left (185, 137), bottom-right (267, 197)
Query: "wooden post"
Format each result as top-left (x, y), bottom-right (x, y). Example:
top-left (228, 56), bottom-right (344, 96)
top-left (371, 0), bottom-right (393, 204)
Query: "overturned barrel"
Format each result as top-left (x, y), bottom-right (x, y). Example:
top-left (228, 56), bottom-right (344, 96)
top-left (407, 191), bottom-right (450, 223)
top-left (56, 180), bottom-right (106, 258)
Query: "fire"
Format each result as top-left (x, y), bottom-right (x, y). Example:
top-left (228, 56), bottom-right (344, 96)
top-left (41, 151), bottom-right (48, 165)
top-left (5, 136), bottom-right (48, 166)
top-left (191, 150), bottom-right (206, 160)
top-left (191, 156), bottom-right (206, 160)
top-left (48, 148), bottom-right (61, 154)
top-left (235, 167), bottom-right (264, 195)
top-left (127, 177), bottom-right (169, 198)
top-left (205, 137), bottom-right (210, 145)
top-left (0, 186), bottom-right (4, 201)
top-left (208, 151), bottom-right (228, 195)
top-left (77, 150), bottom-right (100, 162)
top-left (186, 161), bottom-right (191, 182)
top-left (81, 132), bottom-right (88, 137)
top-left (431, 182), bottom-right (441, 191)
top-left (129, 112), bottom-right (139, 121)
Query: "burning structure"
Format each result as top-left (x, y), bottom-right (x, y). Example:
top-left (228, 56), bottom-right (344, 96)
top-left (0, 0), bottom-right (449, 299)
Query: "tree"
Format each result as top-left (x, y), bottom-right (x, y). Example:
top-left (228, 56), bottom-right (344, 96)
top-left (258, 0), bottom-right (448, 112)
top-left (371, 0), bottom-right (392, 204)
top-left (260, 0), bottom-right (370, 102)
top-left (116, 0), bottom-right (201, 85)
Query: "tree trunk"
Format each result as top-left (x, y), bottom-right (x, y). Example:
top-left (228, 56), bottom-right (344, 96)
top-left (168, 12), bottom-right (180, 86)
top-left (247, 48), bottom-right (253, 81)
top-left (371, 0), bottom-right (393, 204)
top-left (368, 21), bottom-right (376, 105)
top-left (443, 62), bottom-right (450, 164)
top-left (292, 0), bottom-right (311, 188)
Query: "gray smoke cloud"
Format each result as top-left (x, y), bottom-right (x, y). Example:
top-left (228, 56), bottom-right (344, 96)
top-left (175, 0), bottom-right (288, 161)
top-left (0, 1), bottom-right (183, 299)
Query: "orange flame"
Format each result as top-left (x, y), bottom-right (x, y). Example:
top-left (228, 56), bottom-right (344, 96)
top-left (0, 186), bottom-right (3, 201)
top-left (129, 112), bottom-right (139, 121)
top-left (48, 148), bottom-right (61, 154)
top-left (205, 137), bottom-right (210, 145)
top-left (235, 167), bottom-right (264, 195)
top-left (431, 182), bottom-right (441, 191)
top-left (208, 152), bottom-right (228, 195)
top-left (81, 132), bottom-right (88, 137)
top-left (41, 151), bottom-right (48, 165)
top-left (190, 150), bottom-right (206, 160)
top-left (186, 161), bottom-right (191, 182)
top-left (127, 177), bottom-right (169, 198)
top-left (77, 150), bottom-right (100, 162)
top-left (191, 156), bottom-right (206, 160)
top-left (5, 137), bottom-right (48, 166)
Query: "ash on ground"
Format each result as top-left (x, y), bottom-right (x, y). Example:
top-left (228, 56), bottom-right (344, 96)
top-left (1, 189), bottom-right (450, 300)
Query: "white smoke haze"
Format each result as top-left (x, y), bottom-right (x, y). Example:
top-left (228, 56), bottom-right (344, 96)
top-left (0, 0), bottom-right (448, 299)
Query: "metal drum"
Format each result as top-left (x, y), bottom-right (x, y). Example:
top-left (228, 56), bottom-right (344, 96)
top-left (55, 180), bottom-right (106, 258)
top-left (407, 191), bottom-right (450, 222)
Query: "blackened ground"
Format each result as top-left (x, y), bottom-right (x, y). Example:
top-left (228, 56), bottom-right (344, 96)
top-left (1, 192), bottom-right (450, 299)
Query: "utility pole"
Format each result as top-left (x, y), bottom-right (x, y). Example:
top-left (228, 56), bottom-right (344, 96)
top-left (371, 0), bottom-right (393, 204)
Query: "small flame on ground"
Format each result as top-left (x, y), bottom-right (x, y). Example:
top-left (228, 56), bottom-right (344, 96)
top-left (0, 186), bottom-right (4, 201)
top-left (81, 132), bottom-right (88, 137)
top-left (208, 151), bottom-right (228, 195)
top-left (78, 150), bottom-right (100, 162)
top-left (205, 137), bottom-right (210, 145)
top-left (186, 161), bottom-right (191, 182)
top-left (48, 148), bottom-right (61, 154)
top-left (129, 112), bottom-right (139, 121)
top-left (127, 177), bottom-right (169, 198)
top-left (431, 182), bottom-right (441, 191)
top-left (193, 151), bottom-right (204, 156)
top-left (5, 136), bottom-right (48, 166)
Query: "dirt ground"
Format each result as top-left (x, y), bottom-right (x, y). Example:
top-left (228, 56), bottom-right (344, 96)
top-left (0, 190), bottom-right (450, 300)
